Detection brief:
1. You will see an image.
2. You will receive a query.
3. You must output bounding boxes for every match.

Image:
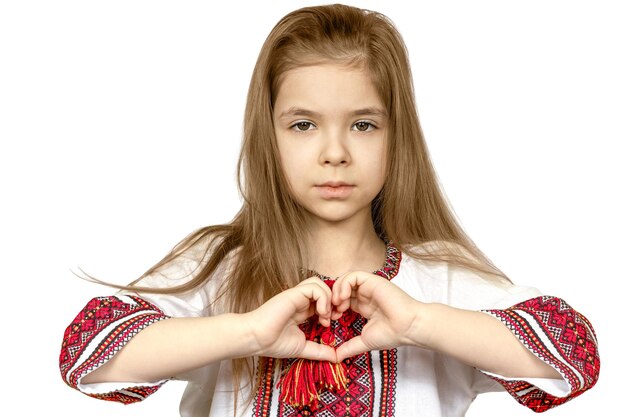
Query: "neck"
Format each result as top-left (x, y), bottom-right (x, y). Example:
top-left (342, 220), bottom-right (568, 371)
top-left (304, 215), bottom-right (386, 278)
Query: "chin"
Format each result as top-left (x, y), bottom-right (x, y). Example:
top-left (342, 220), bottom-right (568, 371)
top-left (308, 208), bottom-right (364, 224)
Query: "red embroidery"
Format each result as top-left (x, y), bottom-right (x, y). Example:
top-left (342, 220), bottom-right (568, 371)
top-left (379, 349), bottom-right (397, 416)
top-left (253, 358), bottom-right (276, 417)
top-left (483, 296), bottom-right (600, 412)
top-left (253, 243), bottom-right (401, 417)
top-left (59, 295), bottom-right (169, 403)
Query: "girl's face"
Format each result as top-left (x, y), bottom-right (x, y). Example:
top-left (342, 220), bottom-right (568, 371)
top-left (273, 63), bottom-right (387, 226)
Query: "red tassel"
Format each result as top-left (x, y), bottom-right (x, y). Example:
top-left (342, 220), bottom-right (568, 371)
top-left (277, 280), bottom-right (349, 409)
top-left (278, 357), bottom-right (348, 408)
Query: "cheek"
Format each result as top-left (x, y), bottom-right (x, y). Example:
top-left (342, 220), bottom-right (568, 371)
top-left (278, 139), bottom-right (316, 175)
top-left (278, 145), bottom-right (304, 185)
top-left (282, 161), bottom-right (300, 184)
top-left (368, 144), bottom-right (387, 182)
top-left (372, 161), bottom-right (387, 194)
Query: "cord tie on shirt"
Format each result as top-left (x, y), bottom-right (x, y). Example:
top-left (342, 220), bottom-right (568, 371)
top-left (277, 279), bottom-right (350, 409)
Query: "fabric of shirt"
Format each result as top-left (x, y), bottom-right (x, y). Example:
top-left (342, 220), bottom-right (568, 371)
top-left (59, 240), bottom-right (599, 417)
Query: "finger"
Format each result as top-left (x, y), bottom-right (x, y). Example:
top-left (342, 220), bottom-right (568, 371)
top-left (298, 341), bottom-right (338, 362)
top-left (331, 273), bottom-right (346, 306)
top-left (335, 336), bottom-right (370, 362)
top-left (332, 271), bottom-right (358, 305)
top-left (296, 282), bottom-right (332, 324)
top-left (333, 272), bottom-right (367, 314)
top-left (298, 276), bottom-right (333, 300)
top-left (332, 289), bottom-right (356, 316)
top-left (315, 293), bottom-right (332, 326)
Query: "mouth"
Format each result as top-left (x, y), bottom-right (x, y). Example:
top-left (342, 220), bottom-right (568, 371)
top-left (315, 182), bottom-right (355, 199)
top-left (317, 181), bottom-right (353, 187)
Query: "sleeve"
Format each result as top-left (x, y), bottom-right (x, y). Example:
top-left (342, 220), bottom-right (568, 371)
top-left (430, 258), bottom-right (600, 412)
top-left (480, 295), bottom-right (600, 412)
top-left (59, 295), bottom-right (170, 403)
top-left (59, 236), bottom-right (230, 404)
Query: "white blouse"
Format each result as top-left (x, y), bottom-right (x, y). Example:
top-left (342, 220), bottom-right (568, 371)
top-left (60, 240), bottom-right (597, 417)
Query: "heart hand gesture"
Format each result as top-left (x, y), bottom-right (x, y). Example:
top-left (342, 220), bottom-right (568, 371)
top-left (331, 271), bottom-right (423, 362)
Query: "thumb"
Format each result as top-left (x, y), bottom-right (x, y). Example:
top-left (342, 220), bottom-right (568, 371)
top-left (335, 336), bottom-right (370, 363)
top-left (298, 341), bottom-right (338, 362)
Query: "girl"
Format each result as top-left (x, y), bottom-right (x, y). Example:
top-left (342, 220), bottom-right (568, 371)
top-left (59, 4), bottom-right (599, 417)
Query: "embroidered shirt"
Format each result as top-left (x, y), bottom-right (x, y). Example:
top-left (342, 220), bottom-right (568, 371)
top-left (59, 240), bottom-right (599, 416)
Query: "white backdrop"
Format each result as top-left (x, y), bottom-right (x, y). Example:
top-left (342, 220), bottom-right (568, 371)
top-left (1, 1), bottom-right (622, 415)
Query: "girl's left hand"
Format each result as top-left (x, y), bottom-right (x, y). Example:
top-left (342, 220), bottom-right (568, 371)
top-left (331, 271), bottom-right (424, 362)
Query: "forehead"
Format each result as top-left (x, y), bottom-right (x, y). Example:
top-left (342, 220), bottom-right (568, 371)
top-left (273, 64), bottom-right (383, 114)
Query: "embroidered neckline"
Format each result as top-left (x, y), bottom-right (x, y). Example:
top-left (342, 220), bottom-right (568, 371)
top-left (305, 241), bottom-right (402, 282)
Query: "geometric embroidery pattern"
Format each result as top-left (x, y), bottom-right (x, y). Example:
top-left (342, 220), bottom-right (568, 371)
top-left (252, 243), bottom-right (402, 417)
top-left (253, 357), bottom-right (276, 414)
top-left (483, 295), bottom-right (600, 412)
top-left (60, 249), bottom-right (599, 414)
top-left (59, 295), bottom-right (170, 403)
top-left (378, 349), bottom-right (397, 416)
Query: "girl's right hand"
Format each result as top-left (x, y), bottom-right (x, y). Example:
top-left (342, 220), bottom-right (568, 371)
top-left (243, 277), bottom-right (337, 362)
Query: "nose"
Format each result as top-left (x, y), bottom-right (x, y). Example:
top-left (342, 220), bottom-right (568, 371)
top-left (319, 128), bottom-right (351, 166)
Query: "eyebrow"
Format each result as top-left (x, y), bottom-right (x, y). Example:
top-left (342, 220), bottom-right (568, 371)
top-left (278, 106), bottom-right (388, 119)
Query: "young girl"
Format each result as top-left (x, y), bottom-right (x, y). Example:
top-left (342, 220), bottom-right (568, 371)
top-left (59, 4), bottom-right (599, 416)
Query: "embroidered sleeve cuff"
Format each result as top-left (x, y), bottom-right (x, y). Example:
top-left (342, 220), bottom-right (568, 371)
top-left (481, 296), bottom-right (600, 412)
top-left (60, 295), bottom-right (171, 404)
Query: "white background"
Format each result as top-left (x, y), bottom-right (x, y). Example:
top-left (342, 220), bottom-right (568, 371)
top-left (1, 0), bottom-right (622, 415)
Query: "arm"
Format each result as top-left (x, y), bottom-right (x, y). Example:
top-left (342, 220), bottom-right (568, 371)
top-left (61, 278), bottom-right (337, 401)
top-left (84, 277), bottom-right (337, 384)
top-left (414, 303), bottom-right (562, 379)
top-left (332, 271), bottom-right (555, 377)
top-left (80, 313), bottom-right (255, 384)
top-left (332, 271), bottom-right (599, 410)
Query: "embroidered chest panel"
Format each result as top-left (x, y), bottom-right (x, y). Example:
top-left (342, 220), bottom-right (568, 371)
top-left (252, 245), bottom-right (401, 417)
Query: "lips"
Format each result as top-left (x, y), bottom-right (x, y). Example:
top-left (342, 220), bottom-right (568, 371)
top-left (315, 182), bottom-right (355, 199)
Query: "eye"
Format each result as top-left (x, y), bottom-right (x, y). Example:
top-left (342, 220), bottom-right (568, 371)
top-left (352, 121), bottom-right (376, 132)
top-left (290, 121), bottom-right (315, 132)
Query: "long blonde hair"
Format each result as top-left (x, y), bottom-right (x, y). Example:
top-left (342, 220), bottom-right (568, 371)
top-left (86, 3), bottom-right (509, 410)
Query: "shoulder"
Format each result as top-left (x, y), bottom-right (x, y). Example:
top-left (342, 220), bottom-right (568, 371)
top-left (394, 240), bottom-right (542, 310)
top-left (123, 232), bottom-right (240, 314)
top-left (138, 232), bottom-right (229, 288)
